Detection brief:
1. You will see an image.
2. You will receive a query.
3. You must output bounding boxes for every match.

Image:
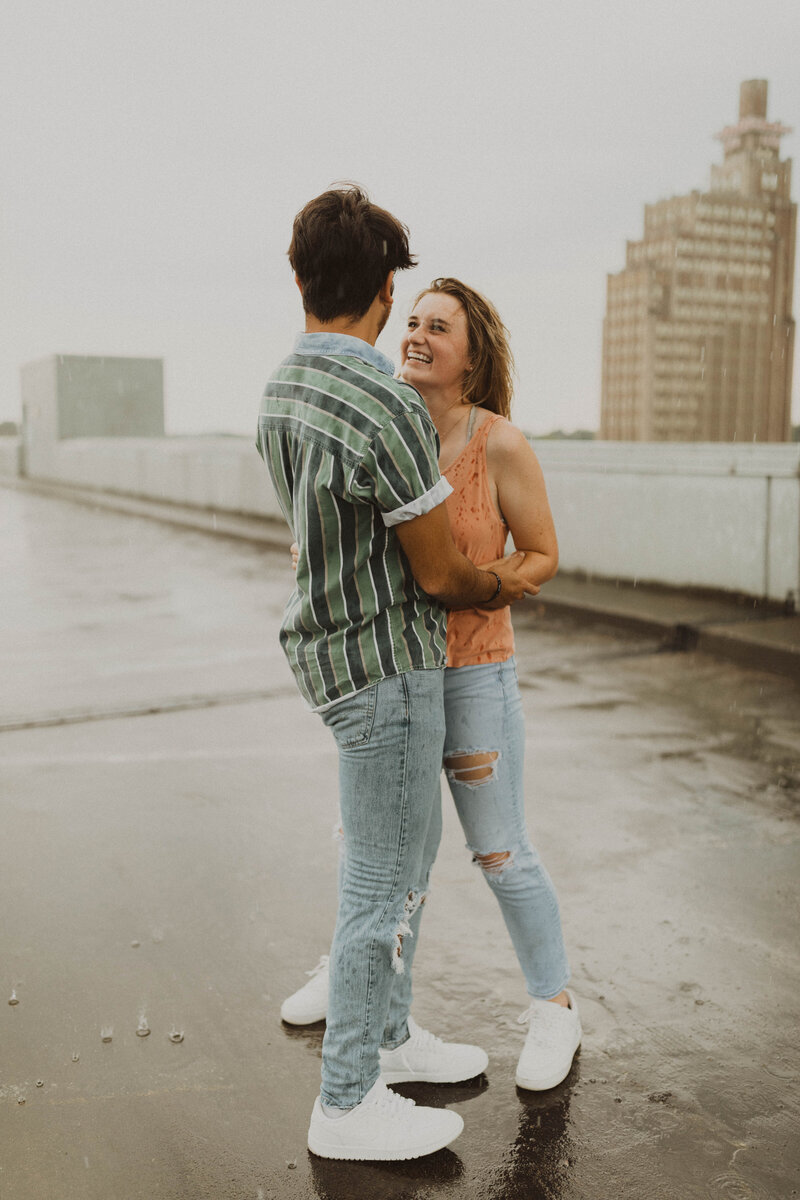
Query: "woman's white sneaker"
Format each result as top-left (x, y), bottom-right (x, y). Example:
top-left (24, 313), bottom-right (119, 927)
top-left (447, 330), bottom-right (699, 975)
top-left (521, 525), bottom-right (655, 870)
top-left (379, 1016), bottom-right (488, 1083)
top-left (515, 991), bottom-right (581, 1091)
top-left (280, 955), bottom-right (329, 1025)
top-left (307, 1077), bottom-right (464, 1161)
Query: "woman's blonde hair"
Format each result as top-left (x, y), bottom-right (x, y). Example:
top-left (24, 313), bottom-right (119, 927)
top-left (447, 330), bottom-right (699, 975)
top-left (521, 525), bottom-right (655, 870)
top-left (412, 277), bottom-right (515, 418)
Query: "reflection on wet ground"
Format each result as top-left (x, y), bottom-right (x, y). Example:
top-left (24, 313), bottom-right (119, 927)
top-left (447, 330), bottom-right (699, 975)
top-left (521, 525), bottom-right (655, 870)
top-left (1, 488), bottom-right (799, 1199)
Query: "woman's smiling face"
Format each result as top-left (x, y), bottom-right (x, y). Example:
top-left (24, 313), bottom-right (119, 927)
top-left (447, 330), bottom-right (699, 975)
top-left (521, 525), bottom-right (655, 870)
top-left (400, 292), bottom-right (471, 395)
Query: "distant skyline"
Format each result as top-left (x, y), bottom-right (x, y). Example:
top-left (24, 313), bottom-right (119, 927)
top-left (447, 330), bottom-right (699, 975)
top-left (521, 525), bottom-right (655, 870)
top-left (2, 1), bottom-right (798, 438)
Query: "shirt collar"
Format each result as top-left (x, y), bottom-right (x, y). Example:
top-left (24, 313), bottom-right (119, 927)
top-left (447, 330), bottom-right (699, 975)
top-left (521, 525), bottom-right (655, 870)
top-left (292, 331), bottom-right (396, 378)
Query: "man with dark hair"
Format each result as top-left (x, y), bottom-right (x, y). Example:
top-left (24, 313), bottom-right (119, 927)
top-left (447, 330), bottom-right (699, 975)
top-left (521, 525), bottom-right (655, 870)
top-left (257, 185), bottom-right (533, 1161)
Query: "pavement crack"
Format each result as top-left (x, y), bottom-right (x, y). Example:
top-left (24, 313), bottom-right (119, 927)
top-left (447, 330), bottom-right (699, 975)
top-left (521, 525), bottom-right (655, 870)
top-left (0, 687), bottom-right (295, 733)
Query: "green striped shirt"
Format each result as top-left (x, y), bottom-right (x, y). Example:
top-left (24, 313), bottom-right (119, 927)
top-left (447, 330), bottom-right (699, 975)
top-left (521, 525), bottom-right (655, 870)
top-left (256, 332), bottom-right (451, 711)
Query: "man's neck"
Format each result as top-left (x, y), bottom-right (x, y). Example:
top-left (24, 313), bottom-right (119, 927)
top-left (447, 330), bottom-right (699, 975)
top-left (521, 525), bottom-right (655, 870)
top-left (298, 272), bottom-right (394, 347)
top-left (304, 293), bottom-right (388, 347)
top-left (304, 316), bottom-right (374, 344)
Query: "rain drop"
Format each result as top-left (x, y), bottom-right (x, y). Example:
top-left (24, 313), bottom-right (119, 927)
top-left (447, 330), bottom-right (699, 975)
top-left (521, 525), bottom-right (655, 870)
top-left (36, 1080), bottom-right (44, 1088)
top-left (131, 940), bottom-right (141, 949)
top-left (101, 1026), bottom-right (113, 1043)
top-left (71, 1053), bottom-right (80, 1063)
top-left (17, 1098), bottom-right (25, 1106)
top-left (136, 1016), bottom-right (151, 1038)
top-left (168, 1029), bottom-right (184, 1044)
top-left (8, 989), bottom-right (19, 1006)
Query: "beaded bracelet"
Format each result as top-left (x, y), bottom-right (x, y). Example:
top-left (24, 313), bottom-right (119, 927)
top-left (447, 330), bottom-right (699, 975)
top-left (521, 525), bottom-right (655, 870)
top-left (488, 570), bottom-right (502, 600)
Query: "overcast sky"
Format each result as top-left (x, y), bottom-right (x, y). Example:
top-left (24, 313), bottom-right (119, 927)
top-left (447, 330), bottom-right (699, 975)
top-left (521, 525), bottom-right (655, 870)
top-left (3, 0), bottom-right (798, 437)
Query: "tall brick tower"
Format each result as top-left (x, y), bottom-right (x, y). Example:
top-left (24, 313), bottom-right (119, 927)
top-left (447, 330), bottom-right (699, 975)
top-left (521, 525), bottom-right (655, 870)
top-left (600, 80), bottom-right (796, 441)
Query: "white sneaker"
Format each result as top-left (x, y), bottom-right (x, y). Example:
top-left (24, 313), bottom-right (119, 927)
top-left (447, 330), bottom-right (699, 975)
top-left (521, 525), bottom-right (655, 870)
top-left (280, 955), bottom-right (329, 1025)
top-left (307, 1077), bottom-right (463, 1161)
top-left (379, 1015), bottom-right (489, 1084)
top-left (515, 991), bottom-right (581, 1091)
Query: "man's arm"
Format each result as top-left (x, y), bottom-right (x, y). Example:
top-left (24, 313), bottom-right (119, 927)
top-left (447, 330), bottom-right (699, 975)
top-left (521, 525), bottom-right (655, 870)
top-left (394, 502), bottom-right (536, 610)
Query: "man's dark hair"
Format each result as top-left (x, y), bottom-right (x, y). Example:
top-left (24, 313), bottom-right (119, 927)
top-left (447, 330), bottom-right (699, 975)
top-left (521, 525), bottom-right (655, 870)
top-left (288, 184), bottom-right (416, 323)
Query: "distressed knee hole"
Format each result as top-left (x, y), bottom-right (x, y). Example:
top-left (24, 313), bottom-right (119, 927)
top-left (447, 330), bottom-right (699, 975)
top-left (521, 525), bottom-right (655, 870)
top-left (444, 750), bottom-right (499, 787)
top-left (472, 850), bottom-right (513, 877)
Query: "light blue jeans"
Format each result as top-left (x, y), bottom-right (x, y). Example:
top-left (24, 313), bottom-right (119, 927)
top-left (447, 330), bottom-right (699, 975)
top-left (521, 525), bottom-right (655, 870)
top-left (442, 657), bottom-right (570, 999)
top-left (319, 668), bottom-right (446, 1109)
top-left (387, 656), bottom-right (569, 1033)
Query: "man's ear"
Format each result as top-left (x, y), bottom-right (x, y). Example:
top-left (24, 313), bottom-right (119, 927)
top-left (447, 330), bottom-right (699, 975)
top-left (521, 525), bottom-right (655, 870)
top-left (378, 270), bottom-right (395, 305)
top-left (294, 274), bottom-right (304, 296)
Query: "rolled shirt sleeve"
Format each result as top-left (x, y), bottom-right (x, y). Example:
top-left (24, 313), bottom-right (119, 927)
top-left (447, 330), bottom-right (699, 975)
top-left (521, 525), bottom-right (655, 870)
top-left (382, 476), bottom-right (453, 526)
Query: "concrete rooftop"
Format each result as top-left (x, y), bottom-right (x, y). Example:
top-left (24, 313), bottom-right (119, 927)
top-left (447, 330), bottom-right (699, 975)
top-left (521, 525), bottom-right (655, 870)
top-left (1, 486), bottom-right (799, 1200)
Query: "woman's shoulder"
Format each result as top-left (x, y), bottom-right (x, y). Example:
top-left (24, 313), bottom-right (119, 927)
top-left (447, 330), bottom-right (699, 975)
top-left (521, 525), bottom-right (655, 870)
top-left (484, 413), bottom-right (534, 461)
top-left (471, 408), bottom-right (518, 442)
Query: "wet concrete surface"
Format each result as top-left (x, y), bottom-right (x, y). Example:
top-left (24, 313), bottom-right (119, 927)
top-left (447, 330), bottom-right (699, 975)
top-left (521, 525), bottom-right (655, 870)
top-left (1, 487), bottom-right (799, 1200)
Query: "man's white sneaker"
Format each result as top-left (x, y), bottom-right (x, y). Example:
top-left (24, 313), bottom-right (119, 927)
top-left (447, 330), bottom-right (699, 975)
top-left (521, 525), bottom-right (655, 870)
top-left (515, 990), bottom-right (581, 1091)
top-left (307, 1077), bottom-right (463, 1161)
top-left (379, 1015), bottom-right (489, 1084)
top-left (280, 955), bottom-right (329, 1025)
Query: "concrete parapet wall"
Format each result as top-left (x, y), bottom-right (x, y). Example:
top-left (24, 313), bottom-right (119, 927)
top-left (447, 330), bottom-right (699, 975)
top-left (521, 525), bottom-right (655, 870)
top-left (532, 441), bottom-right (800, 603)
top-left (23, 435), bottom-right (284, 521)
top-left (10, 432), bottom-right (800, 603)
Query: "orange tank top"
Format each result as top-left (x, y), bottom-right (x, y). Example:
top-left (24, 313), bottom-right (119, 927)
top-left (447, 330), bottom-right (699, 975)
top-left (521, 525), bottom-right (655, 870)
top-left (444, 412), bottom-right (515, 668)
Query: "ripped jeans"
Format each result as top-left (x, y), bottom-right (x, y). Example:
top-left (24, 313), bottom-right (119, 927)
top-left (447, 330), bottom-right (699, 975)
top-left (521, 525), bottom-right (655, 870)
top-left (440, 657), bottom-right (569, 1000)
top-left (319, 668), bottom-right (445, 1109)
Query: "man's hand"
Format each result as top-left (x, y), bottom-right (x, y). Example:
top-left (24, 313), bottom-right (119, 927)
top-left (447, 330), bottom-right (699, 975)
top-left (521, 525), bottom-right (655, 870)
top-left (480, 551), bottom-right (539, 609)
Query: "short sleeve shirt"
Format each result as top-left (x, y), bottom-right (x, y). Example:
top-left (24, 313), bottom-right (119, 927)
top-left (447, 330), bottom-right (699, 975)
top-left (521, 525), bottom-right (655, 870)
top-left (256, 332), bottom-right (452, 710)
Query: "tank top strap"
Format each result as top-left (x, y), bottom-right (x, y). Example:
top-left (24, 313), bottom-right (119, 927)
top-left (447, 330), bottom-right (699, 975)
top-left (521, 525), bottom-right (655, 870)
top-left (449, 410), bottom-right (504, 476)
top-left (466, 404), bottom-right (478, 440)
top-left (474, 411), bottom-right (504, 449)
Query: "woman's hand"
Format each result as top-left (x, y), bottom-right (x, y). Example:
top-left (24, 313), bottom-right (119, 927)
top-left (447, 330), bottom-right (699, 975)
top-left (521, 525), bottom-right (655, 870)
top-left (290, 541), bottom-right (299, 572)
